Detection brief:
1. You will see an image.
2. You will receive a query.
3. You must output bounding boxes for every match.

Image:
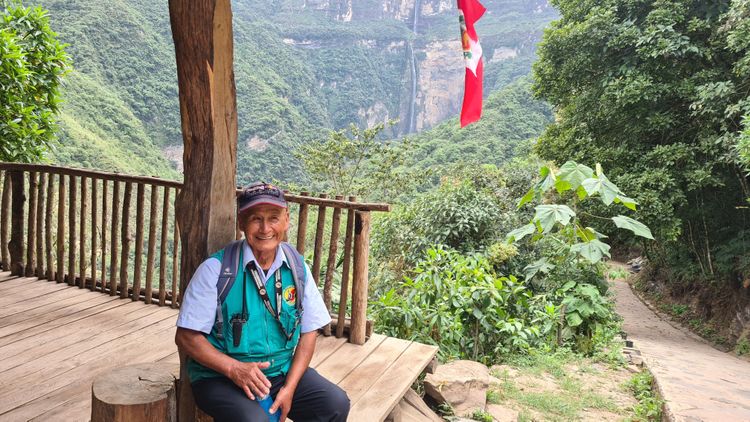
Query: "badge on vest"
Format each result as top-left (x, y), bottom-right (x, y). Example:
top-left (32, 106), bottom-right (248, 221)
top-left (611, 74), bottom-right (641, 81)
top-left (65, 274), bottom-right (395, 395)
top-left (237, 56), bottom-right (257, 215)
top-left (283, 286), bottom-right (297, 305)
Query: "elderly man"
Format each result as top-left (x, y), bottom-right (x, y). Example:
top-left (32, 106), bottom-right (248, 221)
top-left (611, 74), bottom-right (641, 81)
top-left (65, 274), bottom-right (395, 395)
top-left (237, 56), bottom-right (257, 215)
top-left (175, 182), bottom-right (350, 422)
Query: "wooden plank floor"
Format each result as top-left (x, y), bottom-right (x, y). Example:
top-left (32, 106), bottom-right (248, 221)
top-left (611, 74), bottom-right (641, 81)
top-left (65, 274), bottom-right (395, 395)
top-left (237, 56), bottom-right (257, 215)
top-left (0, 273), bottom-right (437, 421)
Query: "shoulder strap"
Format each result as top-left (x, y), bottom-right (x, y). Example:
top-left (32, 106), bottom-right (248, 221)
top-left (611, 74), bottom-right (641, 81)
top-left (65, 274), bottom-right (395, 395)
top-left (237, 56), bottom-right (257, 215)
top-left (214, 240), bottom-right (244, 339)
top-left (280, 242), bottom-right (306, 314)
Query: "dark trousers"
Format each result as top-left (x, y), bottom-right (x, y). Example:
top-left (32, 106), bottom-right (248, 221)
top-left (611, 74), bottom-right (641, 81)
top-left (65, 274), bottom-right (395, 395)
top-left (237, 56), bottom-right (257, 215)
top-left (192, 368), bottom-right (350, 422)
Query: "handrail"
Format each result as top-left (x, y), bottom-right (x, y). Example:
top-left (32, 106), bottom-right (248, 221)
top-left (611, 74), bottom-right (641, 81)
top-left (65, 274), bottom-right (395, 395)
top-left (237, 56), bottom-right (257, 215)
top-left (0, 162), bottom-right (387, 344)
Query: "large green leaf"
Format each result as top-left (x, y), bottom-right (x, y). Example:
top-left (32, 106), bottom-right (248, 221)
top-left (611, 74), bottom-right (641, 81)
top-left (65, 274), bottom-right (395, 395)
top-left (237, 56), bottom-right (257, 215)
top-left (612, 215), bottom-right (654, 239)
top-left (566, 311), bottom-right (583, 327)
top-left (581, 175), bottom-right (622, 205)
top-left (570, 239), bottom-right (611, 263)
top-left (558, 161), bottom-right (594, 190)
top-left (517, 188), bottom-right (535, 208)
top-left (538, 166), bottom-right (557, 193)
top-left (614, 195), bottom-right (638, 211)
top-left (523, 257), bottom-right (555, 280)
top-left (506, 223), bottom-right (536, 243)
top-left (533, 204), bottom-right (576, 232)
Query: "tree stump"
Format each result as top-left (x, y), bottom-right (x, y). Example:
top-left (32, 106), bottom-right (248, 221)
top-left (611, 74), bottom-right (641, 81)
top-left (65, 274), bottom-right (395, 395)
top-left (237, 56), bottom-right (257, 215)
top-left (91, 363), bottom-right (177, 422)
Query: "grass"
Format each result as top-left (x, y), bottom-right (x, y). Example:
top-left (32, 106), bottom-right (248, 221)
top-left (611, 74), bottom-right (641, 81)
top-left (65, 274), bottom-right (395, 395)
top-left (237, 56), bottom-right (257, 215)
top-left (489, 348), bottom-right (628, 421)
top-left (608, 268), bottom-right (629, 280)
top-left (624, 370), bottom-right (663, 421)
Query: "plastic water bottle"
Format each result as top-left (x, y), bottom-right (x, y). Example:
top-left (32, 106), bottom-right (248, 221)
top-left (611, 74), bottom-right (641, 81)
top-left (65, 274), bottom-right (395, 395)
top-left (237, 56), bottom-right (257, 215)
top-left (257, 394), bottom-right (280, 422)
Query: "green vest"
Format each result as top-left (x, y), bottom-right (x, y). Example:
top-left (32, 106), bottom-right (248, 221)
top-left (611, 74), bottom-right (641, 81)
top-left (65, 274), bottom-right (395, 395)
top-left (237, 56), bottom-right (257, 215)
top-left (187, 248), bottom-right (302, 383)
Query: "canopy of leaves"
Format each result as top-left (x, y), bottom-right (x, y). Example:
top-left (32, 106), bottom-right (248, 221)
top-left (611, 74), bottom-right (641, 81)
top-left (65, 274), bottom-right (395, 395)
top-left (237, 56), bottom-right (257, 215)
top-left (533, 0), bottom-right (750, 279)
top-left (1, 1), bottom-right (69, 162)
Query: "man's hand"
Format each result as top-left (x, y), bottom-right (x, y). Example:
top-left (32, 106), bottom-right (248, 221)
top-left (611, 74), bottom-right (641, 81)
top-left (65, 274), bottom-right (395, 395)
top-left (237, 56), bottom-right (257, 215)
top-left (270, 385), bottom-right (294, 421)
top-left (227, 360), bottom-right (272, 400)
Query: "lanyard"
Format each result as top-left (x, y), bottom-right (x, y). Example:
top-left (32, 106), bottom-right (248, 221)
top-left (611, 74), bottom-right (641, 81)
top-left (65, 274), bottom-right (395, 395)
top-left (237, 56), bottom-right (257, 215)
top-left (246, 263), bottom-right (299, 341)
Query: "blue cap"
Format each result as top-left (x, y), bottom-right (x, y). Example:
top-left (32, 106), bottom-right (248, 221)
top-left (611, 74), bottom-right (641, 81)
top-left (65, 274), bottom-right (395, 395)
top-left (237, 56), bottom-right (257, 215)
top-left (238, 182), bottom-right (287, 213)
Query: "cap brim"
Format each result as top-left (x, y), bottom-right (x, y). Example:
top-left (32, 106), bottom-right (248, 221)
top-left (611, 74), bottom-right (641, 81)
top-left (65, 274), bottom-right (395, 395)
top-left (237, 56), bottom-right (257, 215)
top-left (238, 199), bottom-right (288, 213)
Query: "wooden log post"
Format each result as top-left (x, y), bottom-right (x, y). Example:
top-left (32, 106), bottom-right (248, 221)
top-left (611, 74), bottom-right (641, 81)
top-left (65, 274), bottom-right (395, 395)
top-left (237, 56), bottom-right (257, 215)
top-left (101, 180), bottom-right (109, 291)
top-left (312, 193), bottom-right (328, 285)
top-left (44, 174), bottom-right (54, 280)
top-left (169, 0), bottom-right (239, 419)
top-left (9, 171), bottom-right (26, 276)
top-left (323, 195), bottom-right (343, 336)
top-left (119, 182), bottom-right (133, 299)
top-left (1, 174), bottom-right (11, 271)
top-left (80, 177), bottom-right (88, 288)
top-left (145, 186), bottom-right (159, 304)
top-left (109, 181), bottom-right (120, 295)
top-left (25, 172), bottom-right (37, 277)
top-left (36, 173), bottom-right (45, 277)
top-left (91, 178), bottom-right (98, 290)
top-left (56, 174), bottom-right (66, 282)
top-left (133, 183), bottom-right (145, 300)
top-left (91, 363), bottom-right (177, 422)
top-left (68, 175), bottom-right (77, 285)
top-left (350, 211), bottom-right (370, 345)
top-left (159, 187), bottom-right (170, 306)
top-left (336, 196), bottom-right (356, 338)
top-left (296, 191), bottom-right (309, 254)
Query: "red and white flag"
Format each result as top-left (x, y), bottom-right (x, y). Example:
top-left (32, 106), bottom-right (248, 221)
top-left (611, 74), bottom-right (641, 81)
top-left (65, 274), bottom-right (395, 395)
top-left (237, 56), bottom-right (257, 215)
top-left (457, 0), bottom-right (485, 127)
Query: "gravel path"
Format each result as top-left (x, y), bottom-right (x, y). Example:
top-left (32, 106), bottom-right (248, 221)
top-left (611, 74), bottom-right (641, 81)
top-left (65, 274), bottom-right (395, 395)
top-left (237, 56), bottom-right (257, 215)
top-left (611, 273), bottom-right (750, 421)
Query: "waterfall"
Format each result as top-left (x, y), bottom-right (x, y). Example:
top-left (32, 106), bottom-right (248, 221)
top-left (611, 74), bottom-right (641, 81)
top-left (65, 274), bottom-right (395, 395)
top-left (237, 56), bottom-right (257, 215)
top-left (407, 0), bottom-right (421, 134)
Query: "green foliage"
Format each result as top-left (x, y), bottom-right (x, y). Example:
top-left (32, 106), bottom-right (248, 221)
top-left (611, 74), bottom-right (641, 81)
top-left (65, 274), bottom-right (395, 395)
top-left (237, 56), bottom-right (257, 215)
top-left (469, 409), bottom-right (493, 422)
top-left (371, 247), bottom-right (557, 362)
top-left (294, 121), bottom-right (419, 201)
top-left (625, 371), bottom-right (663, 422)
top-left (507, 161), bottom-right (650, 350)
top-left (1, 1), bottom-right (69, 162)
top-left (372, 177), bottom-right (506, 275)
top-left (533, 0), bottom-right (750, 282)
top-left (735, 335), bottom-right (750, 356)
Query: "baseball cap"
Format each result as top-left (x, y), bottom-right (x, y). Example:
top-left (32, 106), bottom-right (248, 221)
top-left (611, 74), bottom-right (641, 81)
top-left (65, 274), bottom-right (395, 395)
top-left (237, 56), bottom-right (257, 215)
top-left (237, 182), bottom-right (287, 213)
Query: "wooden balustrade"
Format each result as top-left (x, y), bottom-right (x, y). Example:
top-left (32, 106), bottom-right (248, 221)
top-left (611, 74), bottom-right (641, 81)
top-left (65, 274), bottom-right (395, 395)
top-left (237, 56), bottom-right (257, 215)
top-left (0, 162), bottom-right (389, 344)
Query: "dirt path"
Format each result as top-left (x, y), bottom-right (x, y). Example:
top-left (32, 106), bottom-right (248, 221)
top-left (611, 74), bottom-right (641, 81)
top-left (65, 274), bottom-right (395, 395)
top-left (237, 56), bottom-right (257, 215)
top-left (611, 271), bottom-right (750, 421)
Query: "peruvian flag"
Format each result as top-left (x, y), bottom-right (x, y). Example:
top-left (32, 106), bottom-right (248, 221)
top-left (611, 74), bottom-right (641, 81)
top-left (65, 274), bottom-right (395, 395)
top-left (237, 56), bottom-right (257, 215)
top-left (457, 0), bottom-right (485, 127)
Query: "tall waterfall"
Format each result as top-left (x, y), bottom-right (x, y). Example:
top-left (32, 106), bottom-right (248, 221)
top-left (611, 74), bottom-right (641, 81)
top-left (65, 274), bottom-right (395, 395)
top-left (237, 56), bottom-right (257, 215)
top-left (407, 0), bottom-right (421, 134)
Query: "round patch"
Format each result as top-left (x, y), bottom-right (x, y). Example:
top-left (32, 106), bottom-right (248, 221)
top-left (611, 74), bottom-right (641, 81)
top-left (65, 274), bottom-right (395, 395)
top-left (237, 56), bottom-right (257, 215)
top-left (283, 286), bottom-right (297, 305)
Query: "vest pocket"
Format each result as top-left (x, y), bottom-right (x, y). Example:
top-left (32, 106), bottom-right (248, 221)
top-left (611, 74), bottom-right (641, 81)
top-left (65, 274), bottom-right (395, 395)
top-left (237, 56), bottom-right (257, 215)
top-left (280, 309), bottom-right (300, 349)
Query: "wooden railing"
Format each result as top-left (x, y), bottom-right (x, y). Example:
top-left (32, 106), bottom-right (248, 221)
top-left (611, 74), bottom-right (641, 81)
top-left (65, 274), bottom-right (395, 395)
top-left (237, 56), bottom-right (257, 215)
top-left (0, 163), bottom-right (389, 344)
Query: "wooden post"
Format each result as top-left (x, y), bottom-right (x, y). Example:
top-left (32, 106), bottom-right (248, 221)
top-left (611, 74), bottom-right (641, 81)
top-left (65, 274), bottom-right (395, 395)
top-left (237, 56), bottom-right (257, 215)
top-left (56, 174), bottom-right (66, 282)
top-left (1, 174), bottom-right (10, 271)
top-left (323, 195), bottom-right (343, 335)
top-left (68, 175), bottom-right (77, 285)
top-left (312, 193), bottom-right (328, 285)
top-left (296, 192), bottom-right (309, 254)
top-left (169, 0), bottom-right (239, 418)
top-left (25, 172), bottom-right (37, 277)
top-left (350, 211), bottom-right (370, 345)
top-left (45, 174), bottom-right (54, 280)
top-left (101, 180), bottom-right (108, 291)
top-left (336, 196), bottom-right (356, 338)
top-left (133, 183), bottom-right (145, 300)
top-left (119, 182), bottom-right (133, 299)
top-left (9, 171), bottom-right (25, 276)
top-left (145, 186), bottom-right (159, 304)
top-left (109, 181), bottom-right (120, 295)
top-left (91, 178), bottom-right (98, 290)
top-left (80, 177), bottom-right (88, 288)
top-left (159, 187), bottom-right (170, 306)
top-left (36, 173), bottom-right (45, 277)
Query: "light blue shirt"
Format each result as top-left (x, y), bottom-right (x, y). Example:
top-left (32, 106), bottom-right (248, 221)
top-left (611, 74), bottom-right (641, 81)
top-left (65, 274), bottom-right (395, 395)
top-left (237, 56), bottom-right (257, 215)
top-left (177, 241), bottom-right (331, 334)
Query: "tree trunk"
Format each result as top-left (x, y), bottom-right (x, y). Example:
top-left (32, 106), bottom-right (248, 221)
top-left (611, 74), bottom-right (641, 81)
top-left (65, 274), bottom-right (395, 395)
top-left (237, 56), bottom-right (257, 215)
top-left (169, 0), bottom-right (238, 420)
top-left (91, 363), bottom-right (177, 422)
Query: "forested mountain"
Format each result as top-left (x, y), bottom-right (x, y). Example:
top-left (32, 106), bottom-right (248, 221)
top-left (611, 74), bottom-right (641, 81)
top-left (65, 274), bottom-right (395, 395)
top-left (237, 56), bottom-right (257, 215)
top-left (32, 0), bottom-right (556, 183)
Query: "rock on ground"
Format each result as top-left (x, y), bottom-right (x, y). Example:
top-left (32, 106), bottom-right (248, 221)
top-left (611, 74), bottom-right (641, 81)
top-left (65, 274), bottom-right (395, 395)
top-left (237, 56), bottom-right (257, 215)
top-left (424, 360), bottom-right (489, 417)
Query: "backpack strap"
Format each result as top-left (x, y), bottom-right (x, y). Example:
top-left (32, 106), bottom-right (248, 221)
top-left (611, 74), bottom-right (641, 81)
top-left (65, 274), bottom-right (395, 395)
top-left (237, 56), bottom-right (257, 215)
top-left (280, 242), bottom-right (306, 316)
top-left (214, 240), bottom-right (244, 340)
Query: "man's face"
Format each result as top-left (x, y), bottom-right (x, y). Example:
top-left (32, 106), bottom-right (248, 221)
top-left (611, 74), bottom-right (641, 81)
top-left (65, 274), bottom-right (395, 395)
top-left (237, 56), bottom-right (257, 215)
top-left (241, 204), bottom-right (290, 256)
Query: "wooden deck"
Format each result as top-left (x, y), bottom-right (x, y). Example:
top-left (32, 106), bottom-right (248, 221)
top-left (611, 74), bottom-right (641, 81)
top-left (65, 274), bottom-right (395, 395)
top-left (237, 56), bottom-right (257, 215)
top-left (0, 273), bottom-right (437, 421)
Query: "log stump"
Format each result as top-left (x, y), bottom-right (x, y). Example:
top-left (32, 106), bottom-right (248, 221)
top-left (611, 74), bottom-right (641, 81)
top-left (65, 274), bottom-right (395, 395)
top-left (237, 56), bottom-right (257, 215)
top-left (91, 363), bottom-right (177, 422)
